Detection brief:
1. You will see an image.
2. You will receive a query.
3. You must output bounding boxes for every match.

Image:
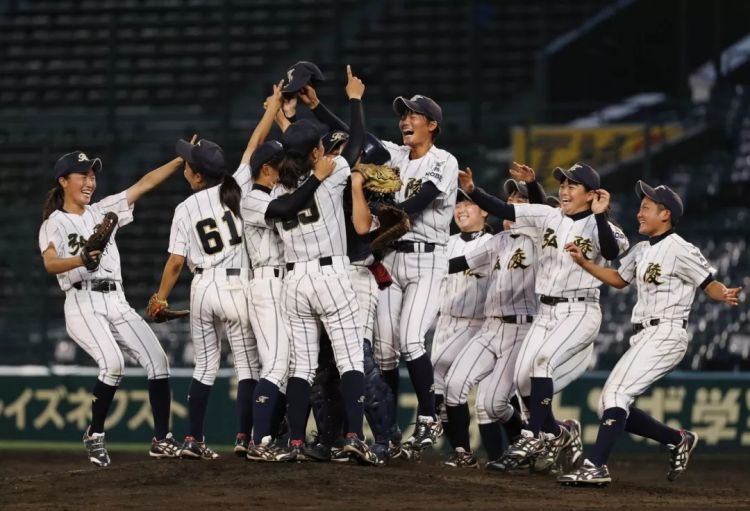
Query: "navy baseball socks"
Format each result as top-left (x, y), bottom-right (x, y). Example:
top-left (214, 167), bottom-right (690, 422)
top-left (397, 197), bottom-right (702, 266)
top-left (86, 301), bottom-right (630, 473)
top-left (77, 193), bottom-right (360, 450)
top-left (236, 378), bottom-right (257, 439)
top-left (626, 406), bottom-right (682, 446)
top-left (187, 378), bottom-right (212, 440)
top-left (527, 377), bottom-right (558, 435)
top-left (445, 403), bottom-right (471, 450)
top-left (382, 368), bottom-right (400, 409)
top-left (479, 422), bottom-right (505, 460)
top-left (285, 377), bottom-right (312, 443)
top-left (252, 379), bottom-right (280, 444)
top-left (90, 379), bottom-right (118, 434)
top-left (340, 370), bottom-right (366, 439)
top-left (148, 377), bottom-right (171, 440)
top-left (406, 354), bottom-right (436, 418)
top-left (589, 407), bottom-right (627, 466)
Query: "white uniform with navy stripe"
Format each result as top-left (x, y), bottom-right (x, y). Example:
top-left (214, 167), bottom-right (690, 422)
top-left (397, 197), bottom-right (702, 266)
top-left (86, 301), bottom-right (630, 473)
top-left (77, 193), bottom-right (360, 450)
top-left (510, 204), bottom-right (629, 397)
top-left (373, 141), bottom-right (459, 370)
top-left (274, 156), bottom-right (363, 383)
top-left (169, 177), bottom-right (259, 386)
top-left (431, 231), bottom-right (492, 397)
top-left (38, 191), bottom-right (169, 386)
top-left (598, 234), bottom-right (714, 415)
top-left (240, 172), bottom-right (289, 388)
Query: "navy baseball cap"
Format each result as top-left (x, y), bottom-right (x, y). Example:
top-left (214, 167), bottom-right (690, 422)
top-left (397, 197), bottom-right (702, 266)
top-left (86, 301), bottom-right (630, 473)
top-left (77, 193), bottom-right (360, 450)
top-left (503, 179), bottom-right (530, 199)
top-left (54, 151), bottom-right (102, 179)
top-left (392, 94), bottom-right (442, 125)
top-left (545, 195), bottom-right (561, 208)
top-left (282, 119), bottom-right (322, 156)
top-left (176, 138), bottom-right (226, 178)
top-left (456, 189), bottom-right (475, 203)
top-left (635, 180), bottom-right (684, 223)
top-left (361, 132), bottom-right (391, 165)
top-left (553, 162), bottom-right (600, 190)
top-left (322, 130), bottom-right (349, 154)
top-left (282, 61), bottom-right (325, 97)
top-left (250, 140), bottom-right (284, 175)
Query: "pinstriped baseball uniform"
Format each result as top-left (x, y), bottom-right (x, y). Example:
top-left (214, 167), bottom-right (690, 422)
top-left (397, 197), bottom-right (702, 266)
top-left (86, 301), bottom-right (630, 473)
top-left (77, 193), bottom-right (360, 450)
top-left (169, 184), bottom-right (259, 386)
top-left (274, 156), bottom-right (363, 383)
top-left (599, 234), bottom-right (715, 415)
top-left (509, 204), bottom-right (629, 397)
top-left (431, 231), bottom-right (493, 397)
top-left (373, 141), bottom-right (458, 369)
top-left (38, 191), bottom-right (169, 386)
top-left (240, 183), bottom-right (288, 388)
top-left (442, 230), bottom-right (537, 424)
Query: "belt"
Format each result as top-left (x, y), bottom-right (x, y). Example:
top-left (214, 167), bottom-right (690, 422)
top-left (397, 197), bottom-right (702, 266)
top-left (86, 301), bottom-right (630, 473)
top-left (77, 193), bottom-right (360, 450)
top-left (195, 268), bottom-right (242, 276)
top-left (494, 315), bottom-right (535, 324)
top-left (73, 280), bottom-right (117, 292)
top-left (286, 256), bottom-right (332, 272)
top-left (633, 319), bottom-right (688, 334)
top-left (254, 266), bottom-right (283, 278)
top-left (540, 295), bottom-right (589, 306)
top-left (391, 241), bottom-right (436, 253)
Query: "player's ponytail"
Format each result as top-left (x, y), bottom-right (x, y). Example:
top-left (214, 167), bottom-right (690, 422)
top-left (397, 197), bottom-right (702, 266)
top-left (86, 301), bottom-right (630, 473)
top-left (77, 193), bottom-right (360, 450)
top-left (278, 150), bottom-right (311, 189)
top-left (219, 172), bottom-right (242, 219)
top-left (42, 182), bottom-right (64, 221)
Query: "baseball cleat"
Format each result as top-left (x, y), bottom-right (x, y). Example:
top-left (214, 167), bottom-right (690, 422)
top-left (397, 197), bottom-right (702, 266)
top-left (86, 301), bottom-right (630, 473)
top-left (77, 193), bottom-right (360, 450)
top-left (342, 434), bottom-right (379, 466)
top-left (180, 436), bottom-right (219, 460)
top-left (501, 429), bottom-right (545, 470)
top-left (370, 442), bottom-right (389, 466)
top-left (149, 432), bottom-right (182, 458)
top-left (330, 445), bottom-right (353, 463)
top-left (532, 425), bottom-right (572, 474)
top-left (667, 429), bottom-right (699, 481)
top-left (558, 459), bottom-right (611, 487)
top-left (275, 440), bottom-right (305, 462)
top-left (246, 436), bottom-right (282, 462)
top-left (83, 428), bottom-right (110, 467)
top-left (443, 447), bottom-right (479, 468)
top-left (406, 415), bottom-right (444, 449)
top-left (302, 441), bottom-right (333, 462)
top-left (560, 419), bottom-right (584, 471)
top-left (486, 450), bottom-right (531, 472)
top-left (233, 433), bottom-right (250, 457)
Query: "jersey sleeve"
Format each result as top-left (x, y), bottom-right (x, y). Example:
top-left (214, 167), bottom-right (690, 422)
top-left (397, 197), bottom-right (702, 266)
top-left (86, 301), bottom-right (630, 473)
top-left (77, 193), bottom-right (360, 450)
top-left (167, 205), bottom-right (190, 257)
top-left (241, 191), bottom-right (274, 228)
top-left (38, 219), bottom-right (64, 255)
top-left (617, 242), bottom-right (644, 283)
top-left (674, 242), bottom-right (715, 287)
top-left (92, 191), bottom-right (134, 227)
top-left (611, 222), bottom-right (630, 255)
top-left (325, 155), bottom-right (352, 190)
top-left (464, 234), bottom-right (501, 276)
top-left (424, 154), bottom-right (459, 194)
top-left (234, 163), bottom-right (253, 195)
top-left (511, 203), bottom-right (554, 230)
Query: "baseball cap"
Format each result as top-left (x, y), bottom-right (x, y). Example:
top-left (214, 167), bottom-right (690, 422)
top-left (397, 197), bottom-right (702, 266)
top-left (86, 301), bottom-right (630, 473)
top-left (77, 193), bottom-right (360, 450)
top-left (282, 61), bottom-right (325, 97)
top-left (552, 162), bottom-right (600, 190)
top-left (54, 151), bottom-right (102, 180)
top-left (503, 179), bottom-right (529, 199)
top-left (456, 189), bottom-right (474, 203)
top-left (545, 195), bottom-right (561, 208)
top-left (176, 138), bottom-right (226, 178)
top-left (282, 119), bottom-right (322, 156)
top-left (361, 132), bottom-right (391, 165)
top-left (250, 140), bottom-right (285, 175)
top-left (322, 130), bottom-right (349, 154)
top-left (392, 94), bottom-right (442, 125)
top-left (635, 180), bottom-right (684, 223)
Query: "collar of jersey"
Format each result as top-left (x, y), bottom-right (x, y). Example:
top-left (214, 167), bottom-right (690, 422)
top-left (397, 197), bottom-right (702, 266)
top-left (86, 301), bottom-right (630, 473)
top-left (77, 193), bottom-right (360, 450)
top-left (566, 209), bottom-right (593, 221)
top-left (460, 230), bottom-right (483, 242)
top-left (649, 228), bottom-right (674, 245)
top-left (252, 183), bottom-right (272, 193)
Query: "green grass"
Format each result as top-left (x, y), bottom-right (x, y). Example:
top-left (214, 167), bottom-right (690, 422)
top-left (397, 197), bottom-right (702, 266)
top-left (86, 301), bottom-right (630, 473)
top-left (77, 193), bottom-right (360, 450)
top-left (0, 440), bottom-right (236, 453)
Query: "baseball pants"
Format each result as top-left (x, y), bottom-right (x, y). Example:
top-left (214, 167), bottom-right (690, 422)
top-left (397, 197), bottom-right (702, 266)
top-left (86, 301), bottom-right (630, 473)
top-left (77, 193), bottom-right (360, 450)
top-left (247, 267), bottom-right (289, 388)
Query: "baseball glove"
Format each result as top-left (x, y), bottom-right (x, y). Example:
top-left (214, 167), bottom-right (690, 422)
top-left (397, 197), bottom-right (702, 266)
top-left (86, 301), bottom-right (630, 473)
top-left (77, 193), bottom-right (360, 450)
top-left (147, 293), bottom-right (190, 323)
top-left (371, 204), bottom-right (410, 251)
top-left (81, 212), bottom-right (118, 271)
top-left (353, 163), bottom-right (402, 194)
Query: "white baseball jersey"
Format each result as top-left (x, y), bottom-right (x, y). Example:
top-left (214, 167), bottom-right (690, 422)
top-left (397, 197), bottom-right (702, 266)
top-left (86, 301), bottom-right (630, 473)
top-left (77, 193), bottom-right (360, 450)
top-left (439, 231), bottom-right (493, 318)
top-left (618, 233), bottom-right (715, 323)
top-left (168, 185), bottom-right (248, 271)
top-left (234, 163), bottom-right (253, 192)
top-left (512, 204), bottom-right (629, 299)
top-left (241, 185), bottom-right (285, 268)
top-left (465, 230), bottom-right (538, 318)
top-left (382, 140), bottom-right (459, 245)
top-left (273, 155), bottom-right (350, 263)
top-left (38, 191), bottom-right (133, 291)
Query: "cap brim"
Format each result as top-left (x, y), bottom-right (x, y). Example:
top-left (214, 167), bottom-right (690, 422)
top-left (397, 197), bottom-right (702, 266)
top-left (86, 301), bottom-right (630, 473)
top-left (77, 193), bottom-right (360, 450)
top-left (456, 189), bottom-right (474, 203)
top-left (635, 180), bottom-right (659, 202)
top-left (552, 166), bottom-right (580, 184)
top-left (176, 139), bottom-right (195, 164)
top-left (67, 158), bottom-right (102, 175)
top-left (503, 179), bottom-right (519, 198)
top-left (282, 74), bottom-right (312, 96)
top-left (393, 96), bottom-right (424, 117)
top-left (545, 196), bottom-right (561, 207)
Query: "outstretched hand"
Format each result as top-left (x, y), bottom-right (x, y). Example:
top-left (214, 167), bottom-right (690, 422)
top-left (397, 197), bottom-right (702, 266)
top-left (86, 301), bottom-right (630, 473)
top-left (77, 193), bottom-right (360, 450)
top-left (458, 166), bottom-right (475, 193)
top-left (264, 79), bottom-right (284, 113)
top-left (509, 161), bottom-right (535, 183)
top-left (345, 64), bottom-right (365, 100)
top-left (723, 286), bottom-right (742, 306)
top-left (297, 84), bottom-right (320, 109)
top-left (591, 189), bottom-right (610, 214)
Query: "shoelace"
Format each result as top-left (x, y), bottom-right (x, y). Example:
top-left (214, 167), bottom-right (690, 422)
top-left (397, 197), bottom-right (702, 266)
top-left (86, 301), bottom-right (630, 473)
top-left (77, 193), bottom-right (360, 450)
top-left (89, 436), bottom-right (107, 456)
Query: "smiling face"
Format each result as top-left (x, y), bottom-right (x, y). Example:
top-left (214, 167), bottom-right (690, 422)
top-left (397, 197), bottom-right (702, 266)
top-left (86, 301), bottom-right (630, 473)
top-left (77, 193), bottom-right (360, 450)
top-left (558, 178), bottom-right (595, 215)
top-left (59, 168), bottom-right (96, 208)
top-left (637, 196), bottom-right (672, 236)
top-left (454, 200), bottom-right (487, 232)
top-left (399, 110), bottom-right (437, 148)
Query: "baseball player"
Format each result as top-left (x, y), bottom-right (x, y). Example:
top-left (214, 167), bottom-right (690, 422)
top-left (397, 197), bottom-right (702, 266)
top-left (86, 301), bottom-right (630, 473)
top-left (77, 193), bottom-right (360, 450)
top-left (39, 150), bottom-right (183, 467)
top-left (459, 162), bottom-right (629, 472)
top-left (372, 94), bottom-right (459, 452)
top-left (558, 181), bottom-right (742, 486)
top-left (431, 191), bottom-right (492, 440)
top-left (151, 137), bottom-right (260, 460)
top-left (440, 178), bottom-right (540, 468)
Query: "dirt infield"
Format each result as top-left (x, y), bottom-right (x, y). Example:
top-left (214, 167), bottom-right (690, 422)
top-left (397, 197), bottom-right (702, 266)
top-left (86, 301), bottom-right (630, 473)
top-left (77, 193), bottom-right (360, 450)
top-left (1, 449), bottom-right (748, 510)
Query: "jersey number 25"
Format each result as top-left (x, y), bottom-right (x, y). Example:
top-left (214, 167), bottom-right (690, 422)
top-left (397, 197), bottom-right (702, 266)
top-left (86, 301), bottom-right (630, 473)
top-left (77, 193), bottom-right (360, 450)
top-left (196, 211), bottom-right (242, 254)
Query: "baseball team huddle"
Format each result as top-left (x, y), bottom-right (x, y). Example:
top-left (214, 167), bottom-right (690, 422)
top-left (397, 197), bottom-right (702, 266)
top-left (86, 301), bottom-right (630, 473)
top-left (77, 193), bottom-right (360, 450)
top-left (38, 61), bottom-right (742, 487)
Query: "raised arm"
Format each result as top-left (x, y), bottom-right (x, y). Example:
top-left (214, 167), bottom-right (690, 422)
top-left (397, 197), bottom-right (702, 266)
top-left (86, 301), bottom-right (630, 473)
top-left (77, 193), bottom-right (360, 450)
top-left (703, 280), bottom-right (742, 306)
top-left (264, 156), bottom-right (336, 220)
top-left (126, 157), bottom-right (183, 206)
top-left (300, 84), bottom-right (349, 133)
top-left (509, 161), bottom-right (546, 205)
top-left (460, 166), bottom-right (516, 220)
top-left (565, 242), bottom-right (629, 288)
top-left (340, 65), bottom-right (366, 168)
top-left (242, 80), bottom-right (284, 166)
top-left (590, 190), bottom-right (620, 261)
top-left (350, 171), bottom-right (372, 235)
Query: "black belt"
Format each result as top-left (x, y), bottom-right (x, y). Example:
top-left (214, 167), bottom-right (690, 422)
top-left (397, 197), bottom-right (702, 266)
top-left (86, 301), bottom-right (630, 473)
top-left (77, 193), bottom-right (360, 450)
top-left (496, 315), bottom-right (535, 324)
top-left (73, 280), bottom-right (117, 292)
top-left (633, 319), bottom-right (688, 334)
top-left (286, 256), bottom-right (333, 272)
top-left (391, 241), bottom-right (435, 253)
top-left (540, 295), bottom-right (588, 306)
top-left (195, 268), bottom-right (242, 276)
